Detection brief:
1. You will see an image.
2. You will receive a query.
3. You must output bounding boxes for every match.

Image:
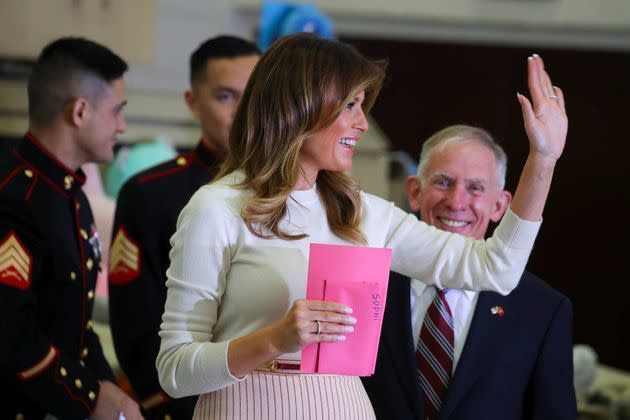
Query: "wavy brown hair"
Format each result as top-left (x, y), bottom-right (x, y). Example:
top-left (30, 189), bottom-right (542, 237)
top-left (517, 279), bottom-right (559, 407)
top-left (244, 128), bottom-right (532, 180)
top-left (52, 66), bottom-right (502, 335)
top-left (218, 33), bottom-right (386, 244)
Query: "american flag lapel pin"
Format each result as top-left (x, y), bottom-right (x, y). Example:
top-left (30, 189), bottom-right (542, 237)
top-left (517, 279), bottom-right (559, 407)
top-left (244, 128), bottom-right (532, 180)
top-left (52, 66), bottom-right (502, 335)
top-left (490, 305), bottom-right (505, 317)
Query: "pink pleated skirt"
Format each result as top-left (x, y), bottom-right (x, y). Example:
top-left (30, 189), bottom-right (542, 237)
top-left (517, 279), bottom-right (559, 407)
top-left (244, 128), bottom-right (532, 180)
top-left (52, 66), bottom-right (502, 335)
top-left (193, 371), bottom-right (376, 419)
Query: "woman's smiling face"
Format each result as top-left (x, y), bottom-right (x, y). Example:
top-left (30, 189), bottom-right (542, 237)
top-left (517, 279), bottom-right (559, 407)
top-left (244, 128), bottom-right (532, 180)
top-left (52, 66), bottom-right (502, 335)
top-left (297, 90), bottom-right (368, 188)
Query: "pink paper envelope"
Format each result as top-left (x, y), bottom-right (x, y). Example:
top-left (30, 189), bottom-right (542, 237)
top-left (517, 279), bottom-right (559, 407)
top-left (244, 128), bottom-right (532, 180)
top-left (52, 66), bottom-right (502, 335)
top-left (317, 280), bottom-right (386, 375)
top-left (301, 243), bottom-right (392, 375)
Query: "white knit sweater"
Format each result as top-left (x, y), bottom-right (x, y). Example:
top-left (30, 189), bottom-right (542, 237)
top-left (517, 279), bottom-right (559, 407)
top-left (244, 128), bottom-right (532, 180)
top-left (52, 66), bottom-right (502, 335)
top-left (157, 172), bottom-right (540, 398)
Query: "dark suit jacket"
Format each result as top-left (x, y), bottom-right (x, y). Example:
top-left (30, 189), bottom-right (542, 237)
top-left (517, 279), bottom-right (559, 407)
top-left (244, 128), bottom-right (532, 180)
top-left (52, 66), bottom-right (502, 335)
top-left (362, 271), bottom-right (577, 420)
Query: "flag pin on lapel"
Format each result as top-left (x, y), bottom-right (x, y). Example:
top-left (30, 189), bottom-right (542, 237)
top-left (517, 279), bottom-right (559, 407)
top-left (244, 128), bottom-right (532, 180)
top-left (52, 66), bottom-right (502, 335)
top-left (491, 306), bottom-right (504, 317)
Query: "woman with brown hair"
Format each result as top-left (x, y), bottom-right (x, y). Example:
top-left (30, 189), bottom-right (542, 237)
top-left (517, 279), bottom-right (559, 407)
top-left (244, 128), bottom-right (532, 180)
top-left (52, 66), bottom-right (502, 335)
top-left (156, 34), bottom-right (566, 418)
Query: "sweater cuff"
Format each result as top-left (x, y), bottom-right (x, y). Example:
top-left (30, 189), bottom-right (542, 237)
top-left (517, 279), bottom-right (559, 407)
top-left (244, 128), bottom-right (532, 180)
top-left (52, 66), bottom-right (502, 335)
top-left (224, 340), bottom-right (248, 382)
top-left (494, 207), bottom-right (542, 250)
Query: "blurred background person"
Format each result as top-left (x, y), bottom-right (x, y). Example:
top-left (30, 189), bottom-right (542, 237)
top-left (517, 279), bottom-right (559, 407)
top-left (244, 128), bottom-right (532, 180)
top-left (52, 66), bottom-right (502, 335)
top-left (108, 35), bottom-right (259, 419)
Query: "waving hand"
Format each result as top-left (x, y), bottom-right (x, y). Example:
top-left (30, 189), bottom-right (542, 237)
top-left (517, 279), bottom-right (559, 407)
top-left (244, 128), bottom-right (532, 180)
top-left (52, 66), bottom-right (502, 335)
top-left (517, 54), bottom-right (567, 162)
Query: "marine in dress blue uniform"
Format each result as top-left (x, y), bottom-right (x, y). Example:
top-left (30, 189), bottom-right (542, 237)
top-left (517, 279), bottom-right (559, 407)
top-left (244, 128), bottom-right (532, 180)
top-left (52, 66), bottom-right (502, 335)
top-left (108, 36), bottom-right (260, 419)
top-left (0, 36), bottom-right (142, 420)
top-left (0, 133), bottom-right (114, 418)
top-left (109, 141), bottom-right (220, 417)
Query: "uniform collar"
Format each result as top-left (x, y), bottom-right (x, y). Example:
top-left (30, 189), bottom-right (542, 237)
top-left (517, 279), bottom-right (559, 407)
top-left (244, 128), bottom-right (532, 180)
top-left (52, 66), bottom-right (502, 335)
top-left (15, 132), bottom-right (86, 196)
top-left (192, 140), bottom-right (222, 171)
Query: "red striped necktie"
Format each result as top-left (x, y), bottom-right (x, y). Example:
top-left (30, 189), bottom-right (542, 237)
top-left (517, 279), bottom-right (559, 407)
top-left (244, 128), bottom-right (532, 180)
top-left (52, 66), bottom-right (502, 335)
top-left (416, 288), bottom-right (454, 419)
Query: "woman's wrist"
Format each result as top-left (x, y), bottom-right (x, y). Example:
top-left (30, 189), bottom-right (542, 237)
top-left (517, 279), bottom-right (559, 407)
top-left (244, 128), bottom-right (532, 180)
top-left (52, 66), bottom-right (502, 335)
top-left (227, 325), bottom-right (284, 378)
top-left (259, 324), bottom-right (284, 357)
top-left (526, 150), bottom-right (559, 170)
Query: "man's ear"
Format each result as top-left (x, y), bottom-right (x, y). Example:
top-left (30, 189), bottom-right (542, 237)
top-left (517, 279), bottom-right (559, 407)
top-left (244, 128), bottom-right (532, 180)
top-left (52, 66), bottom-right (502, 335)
top-left (405, 175), bottom-right (422, 212)
top-left (490, 189), bottom-right (513, 222)
top-left (184, 89), bottom-right (200, 119)
top-left (68, 97), bottom-right (90, 128)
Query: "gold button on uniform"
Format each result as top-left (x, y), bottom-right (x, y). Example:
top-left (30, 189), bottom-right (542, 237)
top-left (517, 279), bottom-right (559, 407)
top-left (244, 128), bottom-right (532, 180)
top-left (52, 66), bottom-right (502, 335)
top-left (80, 229), bottom-right (88, 240)
top-left (60, 366), bottom-right (67, 377)
top-left (164, 415), bottom-right (172, 420)
top-left (81, 347), bottom-right (88, 358)
top-left (89, 390), bottom-right (96, 400)
top-left (75, 202), bottom-right (80, 211)
top-left (24, 169), bottom-right (33, 178)
top-left (87, 290), bottom-right (94, 300)
top-left (16, 414), bottom-right (25, 420)
top-left (74, 379), bottom-right (82, 389)
top-left (70, 271), bottom-right (77, 281)
top-left (64, 175), bottom-right (74, 190)
top-left (86, 320), bottom-right (93, 330)
top-left (176, 156), bottom-right (187, 166)
top-left (86, 258), bottom-right (93, 270)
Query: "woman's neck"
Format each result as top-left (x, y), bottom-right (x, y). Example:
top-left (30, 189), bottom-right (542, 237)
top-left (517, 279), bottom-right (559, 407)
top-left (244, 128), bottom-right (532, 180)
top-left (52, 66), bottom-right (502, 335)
top-left (295, 167), bottom-right (317, 190)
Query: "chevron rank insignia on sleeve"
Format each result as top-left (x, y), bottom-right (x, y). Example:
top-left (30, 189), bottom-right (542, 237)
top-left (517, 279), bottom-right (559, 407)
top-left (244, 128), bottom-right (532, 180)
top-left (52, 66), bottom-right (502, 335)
top-left (109, 226), bottom-right (141, 285)
top-left (0, 231), bottom-right (33, 289)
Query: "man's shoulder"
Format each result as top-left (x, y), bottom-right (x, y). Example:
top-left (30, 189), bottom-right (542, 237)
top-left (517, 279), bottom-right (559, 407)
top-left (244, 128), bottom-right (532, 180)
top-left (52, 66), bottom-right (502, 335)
top-left (0, 152), bottom-right (52, 207)
top-left (0, 152), bottom-right (28, 195)
top-left (484, 270), bottom-right (570, 313)
top-left (123, 153), bottom-right (195, 190)
top-left (0, 158), bottom-right (43, 243)
top-left (517, 271), bottom-right (568, 301)
top-left (117, 152), bottom-right (215, 203)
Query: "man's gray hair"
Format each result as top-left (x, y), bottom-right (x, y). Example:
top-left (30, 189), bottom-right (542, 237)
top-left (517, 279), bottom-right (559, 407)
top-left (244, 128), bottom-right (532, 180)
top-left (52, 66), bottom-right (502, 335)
top-left (416, 124), bottom-right (508, 190)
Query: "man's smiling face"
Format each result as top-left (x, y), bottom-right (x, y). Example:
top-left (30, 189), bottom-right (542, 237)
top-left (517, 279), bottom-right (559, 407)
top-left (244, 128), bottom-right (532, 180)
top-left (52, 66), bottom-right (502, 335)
top-left (408, 139), bottom-right (511, 240)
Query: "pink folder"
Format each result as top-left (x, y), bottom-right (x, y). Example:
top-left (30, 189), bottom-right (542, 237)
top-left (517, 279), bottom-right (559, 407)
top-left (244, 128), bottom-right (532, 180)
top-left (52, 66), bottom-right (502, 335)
top-left (301, 243), bottom-right (392, 376)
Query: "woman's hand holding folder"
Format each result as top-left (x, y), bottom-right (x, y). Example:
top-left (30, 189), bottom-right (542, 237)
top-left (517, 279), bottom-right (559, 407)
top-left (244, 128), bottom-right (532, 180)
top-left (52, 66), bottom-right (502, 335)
top-left (267, 299), bottom-right (357, 354)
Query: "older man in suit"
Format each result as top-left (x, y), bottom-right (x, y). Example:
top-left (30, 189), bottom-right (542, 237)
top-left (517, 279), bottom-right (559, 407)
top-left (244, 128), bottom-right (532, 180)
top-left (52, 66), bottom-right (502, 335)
top-left (362, 124), bottom-right (576, 419)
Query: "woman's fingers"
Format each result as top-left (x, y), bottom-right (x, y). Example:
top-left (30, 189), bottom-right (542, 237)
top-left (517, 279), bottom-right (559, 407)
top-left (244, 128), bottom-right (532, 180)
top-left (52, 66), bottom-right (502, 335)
top-left (315, 333), bottom-right (348, 343)
top-left (291, 299), bottom-right (357, 342)
top-left (529, 54), bottom-right (561, 111)
top-left (542, 69), bottom-right (555, 99)
top-left (311, 319), bottom-right (355, 335)
top-left (300, 299), bottom-right (357, 326)
top-left (535, 55), bottom-right (555, 98)
top-left (517, 92), bottom-right (535, 125)
top-left (518, 53), bottom-right (568, 162)
top-left (527, 55), bottom-right (545, 103)
top-left (309, 320), bottom-right (352, 343)
top-left (302, 299), bottom-right (353, 314)
top-left (312, 310), bottom-right (357, 325)
top-left (553, 86), bottom-right (566, 112)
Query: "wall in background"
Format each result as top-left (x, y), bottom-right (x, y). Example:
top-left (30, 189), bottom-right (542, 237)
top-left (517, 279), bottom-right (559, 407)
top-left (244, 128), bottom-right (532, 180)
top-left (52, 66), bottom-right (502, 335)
top-left (237, 0), bottom-right (630, 52)
top-left (345, 36), bottom-right (630, 371)
top-left (124, 0), bottom-right (252, 93)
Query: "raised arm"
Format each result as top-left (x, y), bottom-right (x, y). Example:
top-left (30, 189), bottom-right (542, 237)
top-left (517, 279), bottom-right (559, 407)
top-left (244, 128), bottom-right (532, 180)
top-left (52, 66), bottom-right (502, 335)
top-left (512, 54), bottom-right (568, 221)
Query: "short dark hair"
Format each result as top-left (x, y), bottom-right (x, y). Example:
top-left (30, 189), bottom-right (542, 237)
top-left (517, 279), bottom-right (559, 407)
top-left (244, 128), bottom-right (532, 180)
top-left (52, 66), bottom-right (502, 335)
top-left (189, 35), bottom-right (260, 87)
top-left (27, 37), bottom-right (128, 127)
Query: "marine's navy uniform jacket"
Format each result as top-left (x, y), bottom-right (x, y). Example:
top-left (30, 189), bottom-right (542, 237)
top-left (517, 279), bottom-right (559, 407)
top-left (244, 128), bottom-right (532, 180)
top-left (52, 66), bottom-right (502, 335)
top-left (109, 141), bottom-right (219, 419)
top-left (0, 133), bottom-right (116, 419)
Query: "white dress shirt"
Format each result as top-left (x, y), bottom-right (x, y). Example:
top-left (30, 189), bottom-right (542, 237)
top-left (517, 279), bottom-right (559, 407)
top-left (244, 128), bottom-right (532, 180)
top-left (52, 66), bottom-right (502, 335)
top-left (410, 281), bottom-right (479, 373)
